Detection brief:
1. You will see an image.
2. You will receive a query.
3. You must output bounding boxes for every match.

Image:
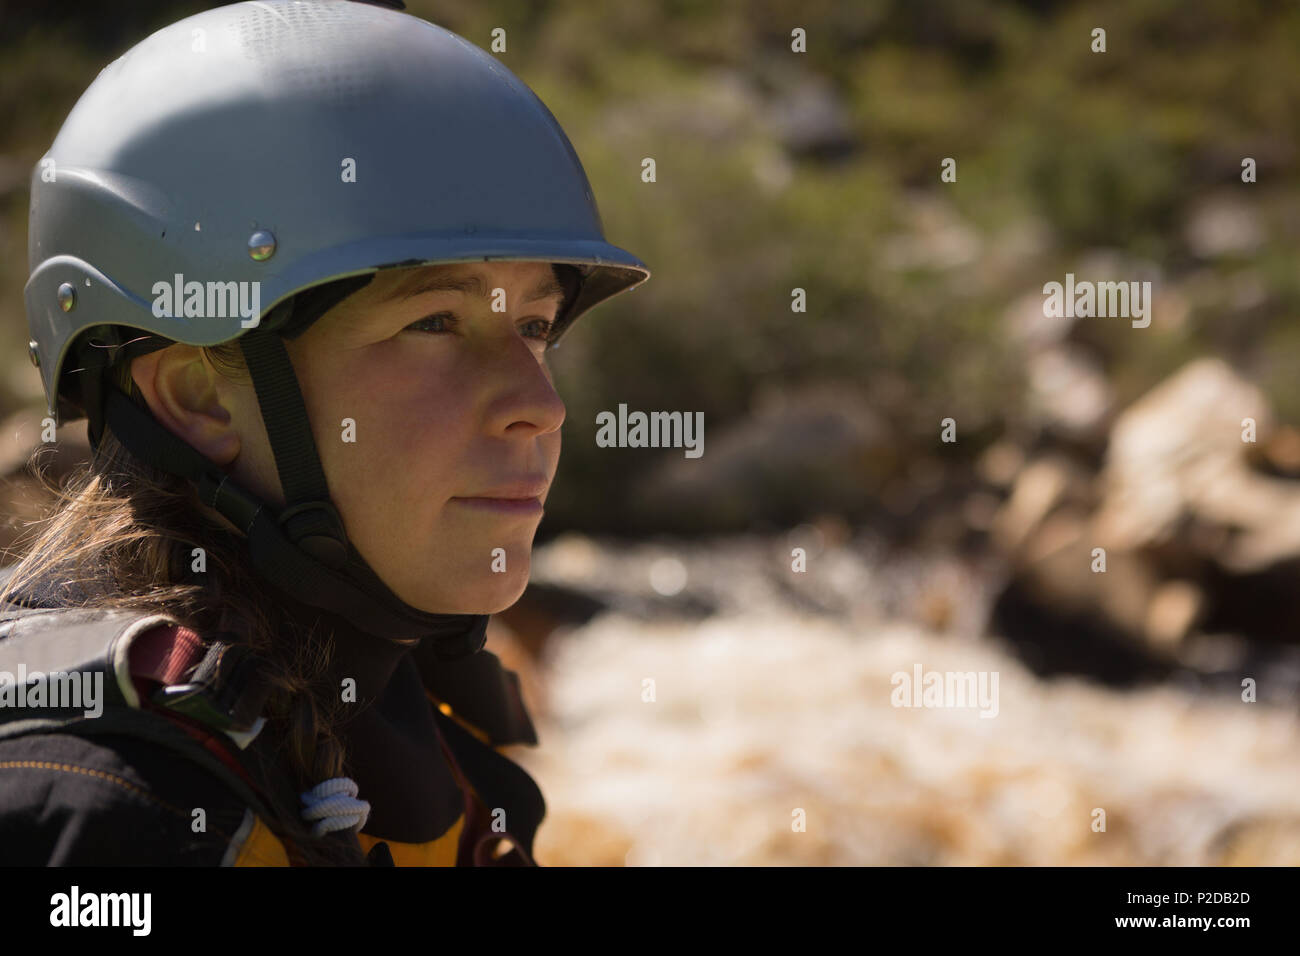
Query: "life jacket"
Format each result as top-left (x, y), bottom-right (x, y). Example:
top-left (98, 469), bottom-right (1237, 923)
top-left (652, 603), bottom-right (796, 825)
top-left (0, 567), bottom-right (546, 866)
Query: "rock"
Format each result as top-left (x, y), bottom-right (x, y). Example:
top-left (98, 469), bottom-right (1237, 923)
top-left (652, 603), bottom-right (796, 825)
top-left (1262, 424), bottom-right (1300, 472)
top-left (992, 358), bottom-right (1300, 667)
top-left (634, 383), bottom-right (893, 533)
top-left (1025, 345), bottom-right (1113, 440)
top-left (990, 455), bottom-right (1087, 555)
top-left (1004, 290), bottom-right (1075, 351)
top-left (764, 69), bottom-right (856, 160)
top-left (1095, 358), bottom-right (1300, 572)
top-left (976, 441), bottom-right (1026, 489)
top-left (1144, 580), bottom-right (1203, 650)
top-left (1184, 194), bottom-right (1264, 259)
top-left (878, 193), bottom-right (981, 272)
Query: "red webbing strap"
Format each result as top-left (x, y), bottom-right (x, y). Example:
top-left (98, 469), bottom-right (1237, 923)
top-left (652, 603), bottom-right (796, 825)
top-left (127, 624), bottom-right (263, 797)
top-left (129, 622), bottom-right (207, 686)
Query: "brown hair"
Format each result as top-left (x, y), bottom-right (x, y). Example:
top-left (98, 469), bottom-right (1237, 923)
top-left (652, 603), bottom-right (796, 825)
top-left (0, 342), bottom-right (367, 866)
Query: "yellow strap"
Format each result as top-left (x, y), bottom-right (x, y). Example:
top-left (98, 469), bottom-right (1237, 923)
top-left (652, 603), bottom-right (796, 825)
top-left (232, 814), bottom-right (291, 867)
top-left (426, 692), bottom-right (493, 746)
top-left (357, 818), bottom-right (464, 867)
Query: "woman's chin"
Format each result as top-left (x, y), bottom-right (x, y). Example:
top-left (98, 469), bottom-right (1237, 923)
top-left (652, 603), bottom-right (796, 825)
top-left (402, 574), bottom-right (530, 616)
top-left (474, 575), bottom-right (532, 615)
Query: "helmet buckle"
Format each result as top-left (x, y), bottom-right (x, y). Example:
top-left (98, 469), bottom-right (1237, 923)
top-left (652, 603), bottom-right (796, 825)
top-left (278, 500), bottom-right (350, 570)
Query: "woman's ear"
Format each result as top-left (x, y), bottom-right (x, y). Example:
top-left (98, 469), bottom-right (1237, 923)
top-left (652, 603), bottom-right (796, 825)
top-left (129, 345), bottom-right (241, 466)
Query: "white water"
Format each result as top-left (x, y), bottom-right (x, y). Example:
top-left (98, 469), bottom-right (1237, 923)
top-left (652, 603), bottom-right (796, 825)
top-left (497, 533), bottom-right (1300, 865)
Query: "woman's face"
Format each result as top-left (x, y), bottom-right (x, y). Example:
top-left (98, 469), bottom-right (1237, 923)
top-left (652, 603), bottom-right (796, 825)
top-left (132, 260), bottom-right (567, 615)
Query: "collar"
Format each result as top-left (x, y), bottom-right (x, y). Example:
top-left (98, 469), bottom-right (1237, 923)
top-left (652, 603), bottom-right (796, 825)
top-left (257, 576), bottom-right (470, 843)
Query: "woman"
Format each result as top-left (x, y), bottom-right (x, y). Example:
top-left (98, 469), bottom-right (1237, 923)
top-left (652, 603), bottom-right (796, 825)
top-left (0, 0), bottom-right (649, 866)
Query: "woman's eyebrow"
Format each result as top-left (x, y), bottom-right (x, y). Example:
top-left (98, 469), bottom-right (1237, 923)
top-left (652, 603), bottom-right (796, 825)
top-left (379, 271), bottom-right (566, 305)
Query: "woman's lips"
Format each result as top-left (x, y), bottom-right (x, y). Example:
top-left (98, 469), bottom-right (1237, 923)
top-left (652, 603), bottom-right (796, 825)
top-left (451, 476), bottom-right (547, 515)
top-left (449, 496), bottom-right (543, 516)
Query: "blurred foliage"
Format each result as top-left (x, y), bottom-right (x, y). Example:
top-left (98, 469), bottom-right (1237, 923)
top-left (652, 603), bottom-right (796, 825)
top-left (1, 0), bottom-right (1298, 536)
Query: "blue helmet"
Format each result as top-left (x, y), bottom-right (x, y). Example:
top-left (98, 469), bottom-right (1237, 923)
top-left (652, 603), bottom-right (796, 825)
top-left (24, 0), bottom-right (650, 655)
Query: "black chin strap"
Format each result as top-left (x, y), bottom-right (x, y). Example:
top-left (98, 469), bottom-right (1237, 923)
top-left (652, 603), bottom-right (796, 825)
top-left (102, 378), bottom-right (488, 662)
top-left (236, 322), bottom-right (350, 570)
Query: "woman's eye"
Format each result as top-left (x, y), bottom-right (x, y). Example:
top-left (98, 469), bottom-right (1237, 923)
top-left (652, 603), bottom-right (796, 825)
top-left (407, 312), bottom-right (456, 333)
top-left (404, 312), bottom-right (554, 341)
top-left (520, 318), bottom-right (555, 341)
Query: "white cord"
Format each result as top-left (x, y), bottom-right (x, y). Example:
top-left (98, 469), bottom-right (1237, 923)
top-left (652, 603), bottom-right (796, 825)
top-left (300, 777), bottom-right (371, 836)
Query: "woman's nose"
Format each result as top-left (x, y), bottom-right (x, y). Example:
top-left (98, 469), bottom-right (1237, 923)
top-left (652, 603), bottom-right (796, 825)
top-left (482, 338), bottom-right (566, 437)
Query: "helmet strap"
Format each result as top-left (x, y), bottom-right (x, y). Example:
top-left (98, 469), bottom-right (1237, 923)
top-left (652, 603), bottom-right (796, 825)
top-left (101, 380), bottom-right (488, 660)
top-left (235, 325), bottom-right (350, 570)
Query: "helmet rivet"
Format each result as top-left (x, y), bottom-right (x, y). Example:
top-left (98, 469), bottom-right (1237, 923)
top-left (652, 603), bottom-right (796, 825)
top-left (248, 230), bottom-right (277, 261)
top-left (56, 282), bottom-right (76, 312)
top-left (27, 340), bottom-right (40, 368)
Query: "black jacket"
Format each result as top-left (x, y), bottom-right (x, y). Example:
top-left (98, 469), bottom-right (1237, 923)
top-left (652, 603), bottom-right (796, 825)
top-left (0, 570), bottom-right (546, 866)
